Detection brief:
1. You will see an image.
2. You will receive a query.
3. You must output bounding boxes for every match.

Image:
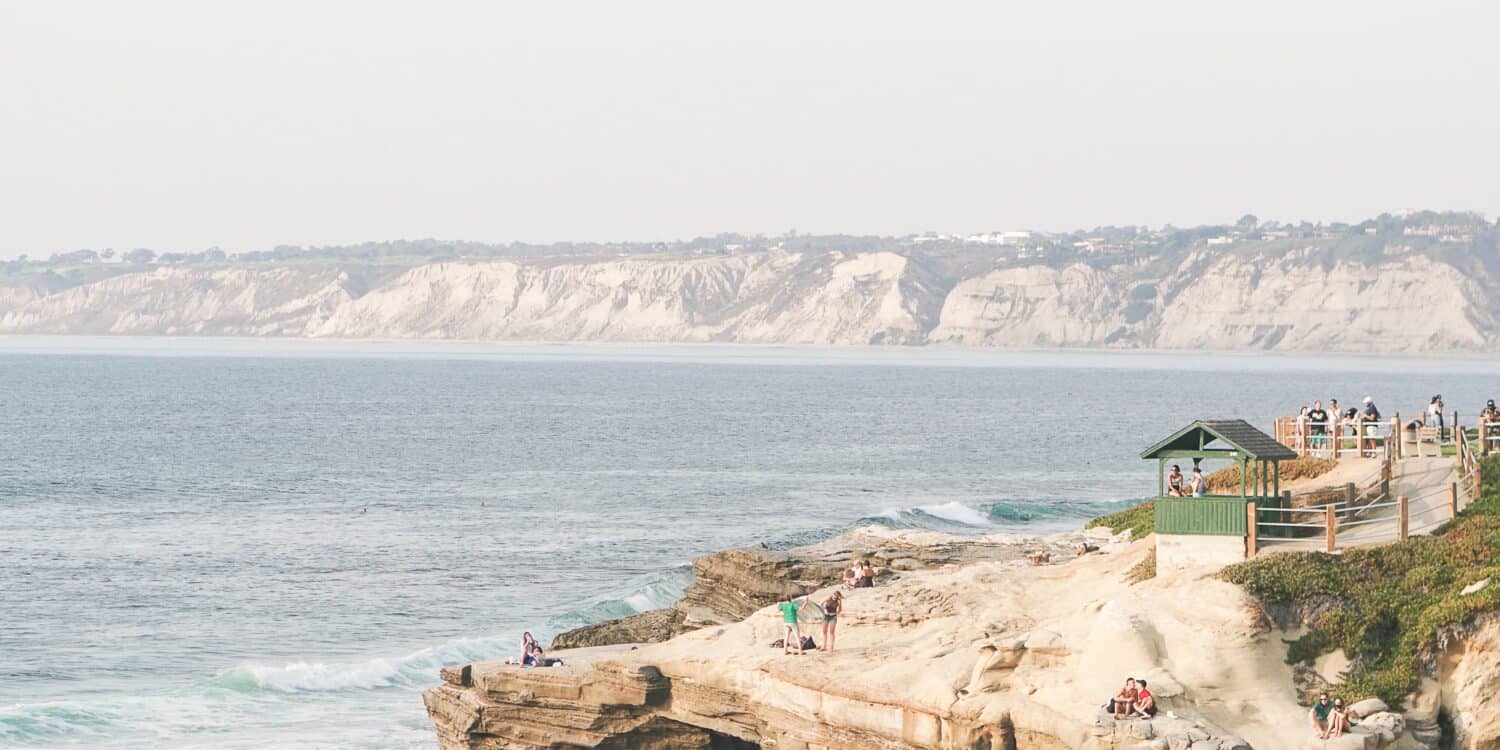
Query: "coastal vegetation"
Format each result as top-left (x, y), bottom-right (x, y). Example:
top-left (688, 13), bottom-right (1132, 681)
top-left (1220, 455), bottom-right (1500, 706)
top-left (1086, 456), bottom-right (1340, 542)
top-left (1086, 500), bottom-right (1155, 541)
top-left (1204, 456), bottom-right (1338, 494)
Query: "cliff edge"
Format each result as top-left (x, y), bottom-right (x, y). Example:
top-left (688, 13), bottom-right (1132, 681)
top-left (425, 529), bottom-right (1435, 749)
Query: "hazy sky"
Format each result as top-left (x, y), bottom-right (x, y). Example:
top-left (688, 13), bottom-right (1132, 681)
top-left (2, 1), bottom-right (1497, 258)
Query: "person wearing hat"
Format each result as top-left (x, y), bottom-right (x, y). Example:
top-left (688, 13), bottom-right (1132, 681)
top-left (1483, 399), bottom-right (1499, 447)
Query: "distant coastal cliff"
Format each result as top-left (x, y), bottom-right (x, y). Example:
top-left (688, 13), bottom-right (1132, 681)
top-left (5, 212), bottom-right (1499, 352)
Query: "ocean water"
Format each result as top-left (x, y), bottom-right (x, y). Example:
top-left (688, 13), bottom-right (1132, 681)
top-left (2, 338), bottom-right (1495, 749)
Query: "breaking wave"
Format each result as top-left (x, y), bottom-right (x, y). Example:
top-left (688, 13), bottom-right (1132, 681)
top-left (864, 498), bottom-right (1143, 532)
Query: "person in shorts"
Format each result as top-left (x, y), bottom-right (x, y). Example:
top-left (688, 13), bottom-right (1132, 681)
top-left (1130, 679), bottom-right (1157, 718)
top-left (1308, 401), bottom-right (1329, 450)
top-left (1309, 692), bottom-right (1335, 736)
top-left (779, 596), bottom-right (810, 654)
top-left (820, 591), bottom-right (843, 651)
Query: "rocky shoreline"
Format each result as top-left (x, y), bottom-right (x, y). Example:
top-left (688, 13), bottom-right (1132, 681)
top-left (550, 527), bottom-right (1091, 652)
top-left (425, 526), bottom-right (1495, 749)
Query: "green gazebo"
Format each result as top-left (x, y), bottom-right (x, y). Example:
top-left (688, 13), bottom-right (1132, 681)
top-left (1141, 419), bottom-right (1297, 536)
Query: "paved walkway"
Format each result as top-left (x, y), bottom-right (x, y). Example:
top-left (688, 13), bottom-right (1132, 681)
top-left (1258, 456), bottom-right (1458, 553)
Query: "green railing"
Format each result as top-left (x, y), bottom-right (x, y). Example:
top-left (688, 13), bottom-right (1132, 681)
top-left (1154, 496), bottom-right (1255, 536)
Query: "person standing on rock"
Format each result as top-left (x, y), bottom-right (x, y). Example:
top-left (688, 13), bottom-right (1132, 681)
top-left (779, 596), bottom-right (810, 655)
top-left (819, 591), bottom-right (843, 651)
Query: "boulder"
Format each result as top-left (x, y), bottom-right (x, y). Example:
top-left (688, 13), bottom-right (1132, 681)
top-left (1023, 629), bottom-right (1069, 656)
top-left (1348, 698), bottom-right (1388, 719)
top-left (1300, 733), bottom-right (1374, 750)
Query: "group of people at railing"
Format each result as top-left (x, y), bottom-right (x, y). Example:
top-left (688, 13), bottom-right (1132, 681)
top-left (1284, 394), bottom-right (1500, 459)
top-left (1286, 396), bottom-right (1386, 457)
top-left (1481, 399), bottom-right (1500, 452)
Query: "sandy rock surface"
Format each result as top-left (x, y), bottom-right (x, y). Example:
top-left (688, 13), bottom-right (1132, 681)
top-left (427, 528), bottom-right (1424, 749)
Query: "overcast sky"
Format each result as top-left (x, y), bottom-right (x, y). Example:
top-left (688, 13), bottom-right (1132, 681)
top-left (1, 1), bottom-right (1497, 258)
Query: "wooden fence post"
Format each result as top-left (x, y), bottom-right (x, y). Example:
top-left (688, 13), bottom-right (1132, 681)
top-left (1246, 502), bottom-right (1258, 557)
top-left (1344, 482), bottom-right (1356, 507)
top-left (1325, 505), bottom-right (1337, 553)
top-left (1392, 415), bottom-right (1402, 460)
top-left (1450, 482), bottom-right (1460, 518)
top-left (1397, 495), bottom-right (1408, 540)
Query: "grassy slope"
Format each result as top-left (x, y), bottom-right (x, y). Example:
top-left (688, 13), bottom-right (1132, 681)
top-left (1087, 455), bottom-right (1499, 705)
top-left (1221, 456), bottom-right (1500, 705)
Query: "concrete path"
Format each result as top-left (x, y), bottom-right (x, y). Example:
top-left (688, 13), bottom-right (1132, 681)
top-left (1257, 456), bottom-right (1459, 554)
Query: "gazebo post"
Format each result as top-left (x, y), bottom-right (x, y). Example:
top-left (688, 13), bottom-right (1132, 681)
top-left (1158, 458), bottom-right (1165, 497)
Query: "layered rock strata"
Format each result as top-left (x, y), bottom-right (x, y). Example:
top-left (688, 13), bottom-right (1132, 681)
top-left (428, 530), bottom-right (1423, 749)
top-left (551, 528), bottom-right (1089, 651)
top-left (4, 251), bottom-right (1498, 352)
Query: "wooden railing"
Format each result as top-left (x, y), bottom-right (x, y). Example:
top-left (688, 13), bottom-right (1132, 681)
top-left (1273, 415), bottom-right (1402, 460)
top-left (1457, 419), bottom-right (1483, 502)
top-left (1250, 415), bottom-right (1481, 556)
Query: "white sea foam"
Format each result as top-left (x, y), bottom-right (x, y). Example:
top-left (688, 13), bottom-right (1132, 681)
top-left (915, 501), bottom-right (994, 526)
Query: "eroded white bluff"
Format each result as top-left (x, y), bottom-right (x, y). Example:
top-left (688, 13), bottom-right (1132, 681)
top-left (3, 250), bottom-right (1498, 352)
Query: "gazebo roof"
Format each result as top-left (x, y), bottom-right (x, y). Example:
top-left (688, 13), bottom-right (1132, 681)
top-left (1140, 419), bottom-right (1297, 461)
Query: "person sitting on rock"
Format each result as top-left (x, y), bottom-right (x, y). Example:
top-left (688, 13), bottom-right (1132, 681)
top-left (1129, 679), bottom-right (1156, 718)
top-left (521, 632), bottom-right (544, 667)
top-left (1110, 678), bottom-right (1138, 720)
top-left (1324, 697), bottom-right (1352, 739)
top-left (859, 561), bottom-right (876, 587)
top-left (778, 596), bottom-right (811, 655)
top-left (843, 561), bottom-right (863, 589)
top-left (1309, 693), bottom-right (1335, 737)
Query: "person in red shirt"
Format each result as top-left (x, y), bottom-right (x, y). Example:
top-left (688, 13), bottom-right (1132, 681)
top-left (1130, 679), bottom-right (1157, 718)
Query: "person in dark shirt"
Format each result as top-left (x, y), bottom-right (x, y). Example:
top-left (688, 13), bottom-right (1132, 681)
top-left (1309, 693), bottom-right (1335, 737)
top-left (1166, 464), bottom-right (1186, 496)
top-left (1307, 401), bottom-right (1329, 450)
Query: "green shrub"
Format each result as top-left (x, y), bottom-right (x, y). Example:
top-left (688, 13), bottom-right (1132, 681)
top-left (1086, 500), bottom-right (1155, 541)
top-left (1126, 549), bottom-right (1156, 584)
top-left (1206, 456), bottom-right (1338, 494)
top-left (1220, 455), bottom-right (1500, 707)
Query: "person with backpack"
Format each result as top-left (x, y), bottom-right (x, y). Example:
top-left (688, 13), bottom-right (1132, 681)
top-left (778, 596), bottom-right (811, 655)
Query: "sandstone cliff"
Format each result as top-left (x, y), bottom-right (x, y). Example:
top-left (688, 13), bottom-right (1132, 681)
top-left (3, 249), bottom-right (1498, 352)
top-left (550, 528), bottom-right (1087, 651)
top-left (427, 529), bottom-right (1434, 750)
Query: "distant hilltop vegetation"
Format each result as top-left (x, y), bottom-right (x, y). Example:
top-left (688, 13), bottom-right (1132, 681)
top-left (3, 211), bottom-right (1499, 353)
